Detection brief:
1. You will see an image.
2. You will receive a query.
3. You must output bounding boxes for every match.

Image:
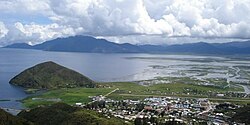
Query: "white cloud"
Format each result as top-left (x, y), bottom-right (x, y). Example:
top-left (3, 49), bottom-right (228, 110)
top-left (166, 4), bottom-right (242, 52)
top-left (0, 22), bottom-right (78, 46)
top-left (0, 0), bottom-right (250, 45)
top-left (14, 22), bottom-right (77, 44)
top-left (0, 0), bottom-right (51, 16)
top-left (0, 22), bottom-right (8, 39)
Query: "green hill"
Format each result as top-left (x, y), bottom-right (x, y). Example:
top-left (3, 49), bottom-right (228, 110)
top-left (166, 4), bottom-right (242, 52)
top-left (232, 105), bottom-right (250, 124)
top-left (18, 103), bottom-right (128, 125)
top-left (0, 103), bottom-right (128, 125)
top-left (0, 109), bottom-right (33, 125)
top-left (9, 61), bottom-right (96, 89)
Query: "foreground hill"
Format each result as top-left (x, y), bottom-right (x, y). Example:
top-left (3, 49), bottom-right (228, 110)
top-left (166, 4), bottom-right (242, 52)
top-left (18, 103), bottom-right (128, 125)
top-left (9, 61), bottom-right (95, 89)
top-left (231, 105), bottom-right (250, 124)
top-left (0, 103), bottom-right (127, 125)
top-left (0, 109), bottom-right (33, 125)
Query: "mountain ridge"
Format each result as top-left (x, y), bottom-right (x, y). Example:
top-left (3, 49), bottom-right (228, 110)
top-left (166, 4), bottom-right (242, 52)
top-left (4, 35), bottom-right (250, 54)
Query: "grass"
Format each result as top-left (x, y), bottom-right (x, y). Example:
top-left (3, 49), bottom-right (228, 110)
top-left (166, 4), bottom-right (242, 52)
top-left (106, 82), bottom-right (246, 101)
top-left (154, 76), bottom-right (244, 91)
top-left (22, 82), bottom-right (248, 108)
top-left (23, 87), bottom-right (112, 108)
top-left (106, 82), bottom-right (243, 95)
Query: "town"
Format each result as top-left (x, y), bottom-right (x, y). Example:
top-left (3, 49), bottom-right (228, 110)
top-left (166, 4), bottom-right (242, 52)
top-left (74, 93), bottom-right (243, 125)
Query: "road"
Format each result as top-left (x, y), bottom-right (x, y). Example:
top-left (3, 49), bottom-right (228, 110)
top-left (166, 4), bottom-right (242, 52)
top-left (198, 101), bottom-right (212, 115)
top-left (136, 109), bottom-right (145, 118)
top-left (88, 88), bottom-right (119, 105)
top-left (239, 85), bottom-right (250, 94)
top-left (104, 88), bottom-right (119, 97)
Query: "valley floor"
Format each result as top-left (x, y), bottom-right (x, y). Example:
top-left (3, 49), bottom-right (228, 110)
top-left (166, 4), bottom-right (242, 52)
top-left (20, 82), bottom-right (250, 124)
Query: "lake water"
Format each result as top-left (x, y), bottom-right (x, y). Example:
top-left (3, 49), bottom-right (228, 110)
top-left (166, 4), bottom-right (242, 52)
top-left (0, 48), bottom-right (249, 109)
top-left (0, 48), bottom-right (152, 109)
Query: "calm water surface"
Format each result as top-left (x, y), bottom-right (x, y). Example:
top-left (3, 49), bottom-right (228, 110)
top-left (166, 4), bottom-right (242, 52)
top-left (0, 48), bottom-right (152, 109)
top-left (1, 48), bottom-right (249, 109)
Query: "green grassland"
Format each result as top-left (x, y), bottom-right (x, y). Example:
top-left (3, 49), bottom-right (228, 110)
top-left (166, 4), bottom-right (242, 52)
top-left (106, 82), bottom-right (244, 100)
top-left (23, 87), bottom-right (113, 108)
top-left (23, 82), bottom-right (249, 108)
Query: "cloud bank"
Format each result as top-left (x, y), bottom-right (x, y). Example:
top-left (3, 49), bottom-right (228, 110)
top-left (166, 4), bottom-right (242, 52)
top-left (0, 0), bottom-right (250, 46)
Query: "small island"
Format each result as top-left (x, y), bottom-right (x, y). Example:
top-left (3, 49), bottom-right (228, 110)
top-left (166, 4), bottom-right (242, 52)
top-left (9, 61), bottom-right (96, 89)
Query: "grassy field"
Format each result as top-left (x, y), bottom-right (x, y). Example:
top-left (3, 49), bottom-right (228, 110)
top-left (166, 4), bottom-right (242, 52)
top-left (23, 82), bottom-right (249, 108)
top-left (105, 82), bottom-right (243, 95)
top-left (23, 87), bottom-right (113, 108)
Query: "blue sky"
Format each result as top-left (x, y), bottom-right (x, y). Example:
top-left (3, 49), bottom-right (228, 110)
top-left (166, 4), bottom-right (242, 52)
top-left (0, 0), bottom-right (250, 46)
top-left (1, 14), bottom-right (52, 25)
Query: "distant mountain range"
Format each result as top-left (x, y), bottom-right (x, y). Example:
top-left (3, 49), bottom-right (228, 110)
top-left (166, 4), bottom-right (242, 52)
top-left (4, 35), bottom-right (250, 54)
top-left (4, 36), bottom-right (144, 53)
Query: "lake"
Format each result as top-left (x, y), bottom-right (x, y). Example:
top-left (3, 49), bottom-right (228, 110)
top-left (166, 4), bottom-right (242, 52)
top-left (0, 48), bottom-right (249, 109)
top-left (0, 48), bottom-right (152, 109)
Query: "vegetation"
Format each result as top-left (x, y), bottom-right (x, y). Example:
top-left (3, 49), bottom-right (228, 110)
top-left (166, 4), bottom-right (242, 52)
top-left (23, 87), bottom-right (113, 108)
top-left (232, 105), bottom-right (250, 124)
top-left (106, 82), bottom-right (241, 96)
top-left (153, 76), bottom-right (244, 92)
top-left (10, 61), bottom-right (96, 89)
top-left (18, 103), bottom-right (129, 125)
top-left (214, 104), bottom-right (250, 124)
top-left (0, 109), bottom-right (33, 125)
top-left (23, 82), bottom-right (249, 108)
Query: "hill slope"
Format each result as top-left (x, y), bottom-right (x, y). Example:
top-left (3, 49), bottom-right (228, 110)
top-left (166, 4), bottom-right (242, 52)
top-left (0, 109), bottom-right (33, 125)
top-left (18, 103), bottom-right (128, 125)
top-left (9, 61), bottom-right (95, 89)
top-left (232, 105), bottom-right (250, 124)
